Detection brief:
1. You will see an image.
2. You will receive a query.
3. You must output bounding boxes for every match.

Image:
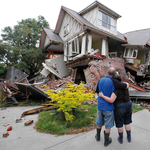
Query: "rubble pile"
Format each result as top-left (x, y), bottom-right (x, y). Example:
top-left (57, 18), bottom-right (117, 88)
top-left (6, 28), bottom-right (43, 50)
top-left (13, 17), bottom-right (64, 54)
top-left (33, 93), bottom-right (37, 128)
top-left (139, 101), bottom-right (150, 111)
top-left (40, 78), bottom-right (74, 90)
top-left (84, 57), bottom-right (126, 91)
top-left (1, 54), bottom-right (150, 107)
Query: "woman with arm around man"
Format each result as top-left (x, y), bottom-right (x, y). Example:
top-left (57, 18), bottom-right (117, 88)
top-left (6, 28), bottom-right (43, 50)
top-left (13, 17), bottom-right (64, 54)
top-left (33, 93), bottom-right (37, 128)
top-left (99, 74), bottom-right (132, 144)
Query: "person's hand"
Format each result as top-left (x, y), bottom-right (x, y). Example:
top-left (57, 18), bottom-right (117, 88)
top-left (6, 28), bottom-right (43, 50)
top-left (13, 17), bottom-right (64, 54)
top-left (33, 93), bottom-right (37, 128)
top-left (99, 92), bottom-right (104, 97)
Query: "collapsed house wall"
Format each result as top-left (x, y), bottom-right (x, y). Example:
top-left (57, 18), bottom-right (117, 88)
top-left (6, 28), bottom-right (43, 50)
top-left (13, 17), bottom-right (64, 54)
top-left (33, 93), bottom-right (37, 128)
top-left (84, 57), bottom-right (126, 91)
top-left (41, 55), bottom-right (70, 79)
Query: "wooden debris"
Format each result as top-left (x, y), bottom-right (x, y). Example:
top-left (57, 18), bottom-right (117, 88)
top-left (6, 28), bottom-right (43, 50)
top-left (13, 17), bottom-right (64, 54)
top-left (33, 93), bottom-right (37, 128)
top-left (24, 120), bottom-right (34, 126)
top-left (21, 106), bottom-right (54, 117)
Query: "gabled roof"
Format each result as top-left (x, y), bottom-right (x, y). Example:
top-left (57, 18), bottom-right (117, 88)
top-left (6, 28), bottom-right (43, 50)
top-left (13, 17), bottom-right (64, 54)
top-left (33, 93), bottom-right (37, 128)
top-left (54, 4), bottom-right (126, 42)
top-left (41, 28), bottom-right (63, 44)
top-left (123, 28), bottom-right (150, 46)
top-left (39, 28), bottom-right (63, 53)
top-left (79, 1), bottom-right (121, 18)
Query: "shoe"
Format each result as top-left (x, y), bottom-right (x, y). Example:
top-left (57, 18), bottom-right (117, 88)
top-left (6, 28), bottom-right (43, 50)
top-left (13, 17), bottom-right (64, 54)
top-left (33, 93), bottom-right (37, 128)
top-left (126, 130), bottom-right (131, 142)
top-left (95, 128), bottom-right (101, 141)
top-left (104, 131), bottom-right (112, 147)
top-left (118, 132), bottom-right (123, 144)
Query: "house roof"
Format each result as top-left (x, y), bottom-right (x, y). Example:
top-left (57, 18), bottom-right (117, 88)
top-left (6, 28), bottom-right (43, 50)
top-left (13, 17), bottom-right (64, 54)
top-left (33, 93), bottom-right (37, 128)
top-left (54, 4), bottom-right (126, 42)
top-left (39, 28), bottom-right (63, 53)
top-left (43, 28), bottom-right (63, 43)
top-left (79, 1), bottom-right (121, 18)
top-left (123, 28), bottom-right (150, 46)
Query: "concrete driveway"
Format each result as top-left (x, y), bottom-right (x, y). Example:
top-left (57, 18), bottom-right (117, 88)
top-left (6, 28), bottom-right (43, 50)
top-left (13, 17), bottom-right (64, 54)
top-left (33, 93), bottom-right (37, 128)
top-left (0, 106), bottom-right (150, 150)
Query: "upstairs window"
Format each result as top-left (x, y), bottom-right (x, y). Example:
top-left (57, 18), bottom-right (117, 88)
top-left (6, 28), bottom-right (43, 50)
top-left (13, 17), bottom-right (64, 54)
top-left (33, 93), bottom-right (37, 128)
top-left (98, 10), bottom-right (116, 32)
top-left (64, 24), bottom-right (69, 36)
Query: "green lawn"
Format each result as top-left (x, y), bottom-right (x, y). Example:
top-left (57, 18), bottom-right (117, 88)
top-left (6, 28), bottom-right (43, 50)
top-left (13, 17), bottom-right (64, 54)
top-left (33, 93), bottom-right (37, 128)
top-left (35, 102), bottom-right (144, 135)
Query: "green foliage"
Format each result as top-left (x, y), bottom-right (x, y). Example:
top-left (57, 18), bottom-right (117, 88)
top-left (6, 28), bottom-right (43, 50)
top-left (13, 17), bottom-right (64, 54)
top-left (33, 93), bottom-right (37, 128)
top-left (36, 101), bottom-right (145, 135)
top-left (0, 16), bottom-right (49, 77)
top-left (36, 104), bottom-right (97, 135)
top-left (45, 82), bottom-right (95, 122)
top-left (132, 103), bottom-right (144, 113)
top-left (0, 63), bottom-right (8, 78)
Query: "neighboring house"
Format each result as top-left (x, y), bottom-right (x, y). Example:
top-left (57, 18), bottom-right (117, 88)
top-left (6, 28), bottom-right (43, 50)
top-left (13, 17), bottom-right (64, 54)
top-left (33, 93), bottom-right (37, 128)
top-left (123, 29), bottom-right (150, 64)
top-left (39, 1), bottom-right (150, 86)
top-left (123, 29), bottom-right (150, 83)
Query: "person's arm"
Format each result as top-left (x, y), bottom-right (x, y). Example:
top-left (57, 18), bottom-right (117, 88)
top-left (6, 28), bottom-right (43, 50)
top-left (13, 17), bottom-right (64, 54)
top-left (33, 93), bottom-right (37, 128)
top-left (112, 78), bottom-right (128, 90)
top-left (99, 92), bottom-right (117, 103)
top-left (123, 82), bottom-right (129, 89)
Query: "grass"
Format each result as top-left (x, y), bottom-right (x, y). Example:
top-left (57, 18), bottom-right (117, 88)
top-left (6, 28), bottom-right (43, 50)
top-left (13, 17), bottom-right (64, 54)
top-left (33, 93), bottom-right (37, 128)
top-left (36, 102), bottom-right (144, 135)
top-left (36, 104), bottom-right (97, 135)
top-left (132, 103), bottom-right (144, 113)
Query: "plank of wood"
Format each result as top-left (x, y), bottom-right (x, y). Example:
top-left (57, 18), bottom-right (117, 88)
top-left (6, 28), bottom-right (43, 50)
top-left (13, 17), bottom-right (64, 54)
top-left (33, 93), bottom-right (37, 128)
top-left (21, 106), bottom-right (54, 117)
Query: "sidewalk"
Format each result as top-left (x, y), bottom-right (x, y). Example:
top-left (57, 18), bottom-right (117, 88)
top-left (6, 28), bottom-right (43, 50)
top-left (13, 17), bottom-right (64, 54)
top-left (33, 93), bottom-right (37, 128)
top-left (0, 106), bottom-right (150, 150)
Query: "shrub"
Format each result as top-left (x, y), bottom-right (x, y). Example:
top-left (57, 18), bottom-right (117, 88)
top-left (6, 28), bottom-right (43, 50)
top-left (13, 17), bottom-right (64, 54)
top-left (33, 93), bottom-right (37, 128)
top-left (45, 82), bottom-right (95, 122)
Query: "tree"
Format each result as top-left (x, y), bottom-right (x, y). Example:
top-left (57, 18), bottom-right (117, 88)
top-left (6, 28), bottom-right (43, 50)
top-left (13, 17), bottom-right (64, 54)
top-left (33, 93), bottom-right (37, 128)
top-left (0, 16), bottom-right (50, 78)
top-left (0, 63), bottom-right (8, 78)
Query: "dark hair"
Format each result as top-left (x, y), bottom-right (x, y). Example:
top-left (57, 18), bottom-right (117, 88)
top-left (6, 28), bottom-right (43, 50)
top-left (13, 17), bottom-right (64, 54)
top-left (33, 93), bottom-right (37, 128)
top-left (113, 74), bottom-right (122, 82)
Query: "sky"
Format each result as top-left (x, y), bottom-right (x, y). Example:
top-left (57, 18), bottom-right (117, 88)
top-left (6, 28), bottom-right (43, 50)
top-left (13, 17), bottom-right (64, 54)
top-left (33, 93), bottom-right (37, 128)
top-left (0, 0), bottom-right (150, 39)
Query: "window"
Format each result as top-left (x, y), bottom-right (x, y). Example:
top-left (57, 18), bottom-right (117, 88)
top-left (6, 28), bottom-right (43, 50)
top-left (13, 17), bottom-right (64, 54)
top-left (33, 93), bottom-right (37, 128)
top-left (68, 38), bottom-right (79, 54)
top-left (123, 48), bottom-right (138, 59)
top-left (98, 10), bottom-right (116, 32)
top-left (64, 24), bottom-right (69, 35)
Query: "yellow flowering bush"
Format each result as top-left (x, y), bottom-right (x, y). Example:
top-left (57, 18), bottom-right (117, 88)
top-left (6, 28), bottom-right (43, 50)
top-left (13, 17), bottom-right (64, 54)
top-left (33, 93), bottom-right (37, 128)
top-left (45, 82), bottom-right (95, 122)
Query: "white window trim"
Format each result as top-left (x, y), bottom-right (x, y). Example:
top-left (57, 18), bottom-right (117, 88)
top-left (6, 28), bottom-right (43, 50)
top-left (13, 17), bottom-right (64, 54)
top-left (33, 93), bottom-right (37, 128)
top-left (64, 24), bottom-right (69, 36)
top-left (98, 9), bottom-right (116, 32)
top-left (123, 48), bottom-right (138, 59)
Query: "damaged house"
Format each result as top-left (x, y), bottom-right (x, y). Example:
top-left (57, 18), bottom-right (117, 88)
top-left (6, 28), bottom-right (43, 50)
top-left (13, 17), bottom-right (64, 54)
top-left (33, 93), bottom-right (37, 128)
top-left (38, 1), bottom-right (150, 99)
top-left (40, 1), bottom-right (150, 95)
top-left (40, 1), bottom-right (127, 87)
top-left (2, 1), bottom-right (150, 108)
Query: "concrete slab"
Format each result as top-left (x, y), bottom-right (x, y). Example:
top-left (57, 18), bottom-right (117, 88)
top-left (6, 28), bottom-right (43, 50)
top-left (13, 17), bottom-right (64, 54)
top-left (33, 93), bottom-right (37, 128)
top-left (0, 106), bottom-right (150, 150)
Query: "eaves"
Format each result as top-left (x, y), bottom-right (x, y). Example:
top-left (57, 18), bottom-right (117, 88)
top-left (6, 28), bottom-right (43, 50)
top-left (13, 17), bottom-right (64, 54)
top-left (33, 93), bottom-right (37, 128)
top-left (85, 24), bottom-right (126, 43)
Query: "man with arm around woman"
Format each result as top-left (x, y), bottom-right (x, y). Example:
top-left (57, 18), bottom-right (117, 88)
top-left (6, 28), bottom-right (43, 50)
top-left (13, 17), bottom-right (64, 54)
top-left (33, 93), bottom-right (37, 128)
top-left (99, 74), bottom-right (132, 144)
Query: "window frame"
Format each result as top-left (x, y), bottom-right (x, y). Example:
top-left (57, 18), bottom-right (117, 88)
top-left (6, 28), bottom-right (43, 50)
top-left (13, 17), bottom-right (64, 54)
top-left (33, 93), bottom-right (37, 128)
top-left (123, 48), bottom-right (138, 59)
top-left (98, 9), bottom-right (116, 32)
top-left (64, 24), bottom-right (69, 36)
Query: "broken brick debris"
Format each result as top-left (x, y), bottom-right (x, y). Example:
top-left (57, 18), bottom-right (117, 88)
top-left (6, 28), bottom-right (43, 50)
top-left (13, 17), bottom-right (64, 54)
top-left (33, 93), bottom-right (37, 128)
top-left (7, 126), bottom-right (12, 131)
top-left (3, 123), bottom-right (10, 127)
top-left (40, 78), bottom-right (73, 91)
top-left (16, 118), bottom-right (22, 123)
top-left (85, 57), bottom-right (126, 91)
top-left (24, 120), bottom-right (34, 126)
top-left (3, 132), bottom-right (9, 138)
top-left (50, 113), bottom-right (56, 116)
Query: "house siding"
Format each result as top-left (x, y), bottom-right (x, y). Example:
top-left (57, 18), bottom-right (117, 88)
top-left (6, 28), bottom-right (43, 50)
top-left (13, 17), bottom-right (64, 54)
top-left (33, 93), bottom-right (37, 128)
top-left (59, 12), bottom-right (84, 42)
top-left (82, 6), bottom-right (117, 36)
top-left (82, 7), bottom-right (98, 27)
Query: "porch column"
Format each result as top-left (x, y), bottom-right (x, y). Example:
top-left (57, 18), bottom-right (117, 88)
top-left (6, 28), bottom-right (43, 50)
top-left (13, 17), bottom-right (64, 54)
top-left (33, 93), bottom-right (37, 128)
top-left (101, 38), bottom-right (108, 56)
top-left (87, 34), bottom-right (92, 53)
top-left (68, 42), bottom-right (72, 60)
top-left (81, 35), bottom-right (86, 55)
top-left (64, 43), bottom-right (67, 61)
